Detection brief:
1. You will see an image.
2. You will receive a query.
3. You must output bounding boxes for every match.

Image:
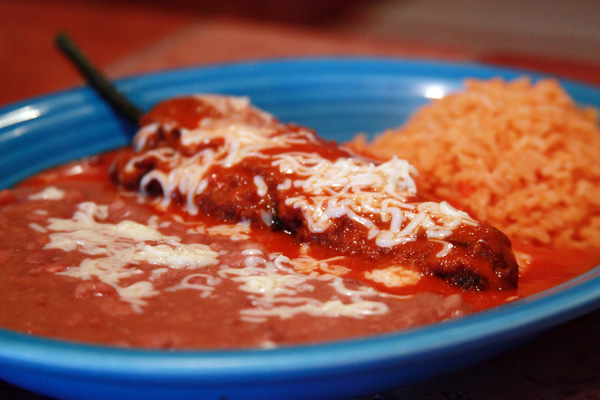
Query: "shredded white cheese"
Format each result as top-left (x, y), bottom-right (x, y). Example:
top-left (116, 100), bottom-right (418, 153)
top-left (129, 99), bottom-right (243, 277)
top-left (218, 249), bottom-right (390, 322)
top-left (287, 254), bottom-right (350, 276)
top-left (28, 186), bottom-right (65, 201)
top-left (365, 266), bottom-right (421, 287)
top-left (253, 175), bottom-right (268, 197)
top-left (43, 202), bottom-right (219, 311)
top-left (28, 222), bottom-right (47, 233)
top-left (188, 221), bottom-right (251, 241)
top-left (129, 120), bottom-right (315, 216)
top-left (275, 153), bottom-right (477, 247)
top-left (167, 273), bottom-right (222, 298)
top-left (125, 95), bottom-right (478, 257)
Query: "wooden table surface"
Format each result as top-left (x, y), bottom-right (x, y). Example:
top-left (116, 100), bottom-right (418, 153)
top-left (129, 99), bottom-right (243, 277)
top-left (1, 1), bottom-right (600, 399)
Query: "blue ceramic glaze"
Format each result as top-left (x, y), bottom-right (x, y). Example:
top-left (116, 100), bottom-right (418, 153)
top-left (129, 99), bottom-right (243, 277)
top-left (0, 58), bottom-right (599, 400)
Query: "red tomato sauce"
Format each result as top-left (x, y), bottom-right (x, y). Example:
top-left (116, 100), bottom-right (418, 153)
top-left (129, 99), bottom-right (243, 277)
top-left (0, 150), bottom-right (598, 349)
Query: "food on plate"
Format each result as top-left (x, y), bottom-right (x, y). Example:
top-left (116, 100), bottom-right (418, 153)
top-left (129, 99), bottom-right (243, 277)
top-left (0, 79), bottom-right (599, 349)
top-left (0, 154), bottom-right (472, 348)
top-left (349, 78), bottom-right (600, 249)
top-left (111, 96), bottom-right (518, 291)
top-left (0, 94), bottom-right (510, 349)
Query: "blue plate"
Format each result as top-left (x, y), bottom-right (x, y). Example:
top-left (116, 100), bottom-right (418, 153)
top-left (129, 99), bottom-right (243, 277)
top-left (1, 58), bottom-right (600, 400)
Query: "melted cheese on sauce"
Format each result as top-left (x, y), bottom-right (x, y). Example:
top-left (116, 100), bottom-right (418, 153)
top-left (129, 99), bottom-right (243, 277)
top-left (365, 266), bottom-right (421, 287)
top-left (42, 202), bottom-right (218, 311)
top-left (28, 186), bottom-right (65, 200)
top-left (274, 153), bottom-right (477, 246)
top-left (33, 202), bottom-right (400, 321)
top-left (287, 254), bottom-right (350, 276)
top-left (218, 249), bottom-right (390, 322)
top-left (167, 273), bottom-right (222, 298)
top-left (28, 222), bottom-right (47, 233)
top-left (187, 221), bottom-right (251, 241)
top-left (127, 95), bottom-right (478, 253)
top-left (128, 119), bottom-right (317, 215)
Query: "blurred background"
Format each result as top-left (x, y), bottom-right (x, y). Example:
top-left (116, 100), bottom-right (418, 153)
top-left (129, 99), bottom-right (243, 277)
top-left (1, 0), bottom-right (599, 105)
